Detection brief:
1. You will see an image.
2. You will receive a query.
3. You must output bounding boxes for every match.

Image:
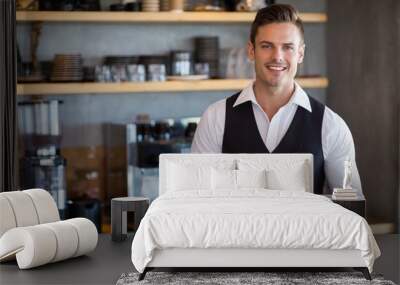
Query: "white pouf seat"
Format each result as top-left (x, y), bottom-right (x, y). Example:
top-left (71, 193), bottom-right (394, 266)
top-left (0, 189), bottom-right (98, 269)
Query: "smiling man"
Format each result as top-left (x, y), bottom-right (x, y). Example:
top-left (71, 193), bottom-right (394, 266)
top-left (191, 4), bottom-right (362, 195)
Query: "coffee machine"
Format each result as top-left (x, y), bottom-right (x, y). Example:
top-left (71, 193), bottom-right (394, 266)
top-left (18, 100), bottom-right (67, 218)
top-left (126, 117), bottom-right (198, 202)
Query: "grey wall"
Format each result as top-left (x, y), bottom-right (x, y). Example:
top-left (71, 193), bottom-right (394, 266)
top-left (327, 0), bottom-right (399, 230)
top-left (17, 0), bottom-right (327, 147)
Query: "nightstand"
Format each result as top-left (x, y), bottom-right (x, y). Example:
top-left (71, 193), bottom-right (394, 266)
top-left (111, 197), bottom-right (149, 242)
top-left (323, 194), bottom-right (366, 218)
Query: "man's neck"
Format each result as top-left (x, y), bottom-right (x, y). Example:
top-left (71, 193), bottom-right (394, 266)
top-left (253, 79), bottom-right (295, 121)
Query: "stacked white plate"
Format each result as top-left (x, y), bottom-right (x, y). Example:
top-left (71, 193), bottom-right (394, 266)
top-left (142, 0), bottom-right (160, 11)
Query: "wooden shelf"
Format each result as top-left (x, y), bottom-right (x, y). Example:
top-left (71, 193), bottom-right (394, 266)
top-left (17, 78), bottom-right (328, 95)
top-left (16, 11), bottom-right (327, 23)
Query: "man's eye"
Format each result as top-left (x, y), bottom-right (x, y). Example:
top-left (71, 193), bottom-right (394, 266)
top-left (261, 45), bottom-right (271, 49)
top-left (283, 46), bottom-right (294, 51)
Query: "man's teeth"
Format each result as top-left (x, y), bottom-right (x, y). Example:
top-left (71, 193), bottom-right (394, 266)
top-left (267, 66), bottom-right (286, 71)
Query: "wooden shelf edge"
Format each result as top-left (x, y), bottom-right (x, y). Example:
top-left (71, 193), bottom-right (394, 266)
top-left (16, 11), bottom-right (327, 23)
top-left (17, 78), bottom-right (328, 95)
top-left (298, 77), bottom-right (328, 88)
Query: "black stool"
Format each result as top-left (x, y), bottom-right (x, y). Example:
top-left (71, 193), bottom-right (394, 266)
top-left (111, 197), bottom-right (149, 242)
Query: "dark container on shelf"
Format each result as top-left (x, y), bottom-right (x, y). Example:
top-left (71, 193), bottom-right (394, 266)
top-left (153, 120), bottom-right (171, 141)
top-left (77, 0), bottom-right (101, 11)
top-left (40, 61), bottom-right (53, 82)
top-left (125, 2), bottom-right (141, 11)
top-left (83, 66), bottom-right (96, 82)
top-left (57, 0), bottom-right (76, 11)
top-left (110, 3), bottom-right (125, 11)
top-left (224, 0), bottom-right (238, 11)
top-left (185, 122), bottom-right (197, 139)
top-left (38, 0), bottom-right (55, 10)
top-left (136, 123), bottom-right (153, 143)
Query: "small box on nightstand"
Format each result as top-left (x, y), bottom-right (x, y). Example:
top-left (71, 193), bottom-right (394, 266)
top-left (323, 194), bottom-right (366, 218)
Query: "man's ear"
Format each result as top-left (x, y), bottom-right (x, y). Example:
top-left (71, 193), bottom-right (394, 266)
top-left (298, 43), bottom-right (305, 64)
top-left (247, 41), bottom-right (255, 61)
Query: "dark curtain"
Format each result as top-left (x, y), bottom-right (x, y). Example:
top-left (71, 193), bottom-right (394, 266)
top-left (0, 0), bottom-right (17, 192)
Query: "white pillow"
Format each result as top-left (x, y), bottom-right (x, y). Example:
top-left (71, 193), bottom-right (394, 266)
top-left (238, 159), bottom-right (309, 192)
top-left (167, 162), bottom-right (211, 191)
top-left (211, 169), bottom-right (267, 190)
top-left (236, 169), bottom-right (267, 189)
top-left (211, 168), bottom-right (236, 190)
top-left (266, 166), bottom-right (307, 191)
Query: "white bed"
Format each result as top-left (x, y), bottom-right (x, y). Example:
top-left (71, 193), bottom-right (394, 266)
top-left (131, 154), bottom-right (380, 280)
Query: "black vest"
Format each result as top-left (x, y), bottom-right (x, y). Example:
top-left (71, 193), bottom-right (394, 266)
top-left (222, 92), bottom-right (326, 194)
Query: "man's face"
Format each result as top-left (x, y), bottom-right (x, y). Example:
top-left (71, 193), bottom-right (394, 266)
top-left (248, 22), bottom-right (305, 88)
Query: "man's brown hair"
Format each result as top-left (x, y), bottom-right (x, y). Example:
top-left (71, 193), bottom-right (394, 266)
top-left (250, 4), bottom-right (304, 45)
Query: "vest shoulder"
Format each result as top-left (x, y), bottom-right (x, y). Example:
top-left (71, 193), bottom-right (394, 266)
top-left (308, 95), bottom-right (326, 108)
top-left (226, 92), bottom-right (242, 105)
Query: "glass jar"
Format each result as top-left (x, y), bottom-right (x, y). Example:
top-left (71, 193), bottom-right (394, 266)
top-left (171, 51), bottom-right (193, 76)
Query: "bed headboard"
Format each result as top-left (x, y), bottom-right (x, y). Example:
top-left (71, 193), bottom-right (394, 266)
top-left (159, 153), bottom-right (314, 195)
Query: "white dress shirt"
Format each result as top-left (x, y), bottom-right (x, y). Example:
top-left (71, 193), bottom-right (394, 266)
top-left (191, 81), bottom-right (363, 194)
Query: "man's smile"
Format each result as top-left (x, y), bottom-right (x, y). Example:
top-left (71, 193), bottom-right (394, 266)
top-left (265, 64), bottom-right (288, 72)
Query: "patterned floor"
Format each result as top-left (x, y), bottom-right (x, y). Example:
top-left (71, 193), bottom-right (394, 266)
top-left (117, 271), bottom-right (397, 285)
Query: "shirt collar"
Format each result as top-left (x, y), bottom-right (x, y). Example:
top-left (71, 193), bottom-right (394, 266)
top-left (233, 81), bottom-right (312, 113)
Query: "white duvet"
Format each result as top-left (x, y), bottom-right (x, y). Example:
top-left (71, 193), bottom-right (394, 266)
top-left (131, 190), bottom-right (380, 273)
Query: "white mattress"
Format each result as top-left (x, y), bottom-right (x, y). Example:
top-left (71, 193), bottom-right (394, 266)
top-left (131, 190), bottom-right (380, 273)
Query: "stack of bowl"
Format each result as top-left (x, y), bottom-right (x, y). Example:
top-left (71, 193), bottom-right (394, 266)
top-left (50, 54), bottom-right (83, 82)
top-left (194, 36), bottom-right (220, 78)
top-left (142, 0), bottom-right (160, 11)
